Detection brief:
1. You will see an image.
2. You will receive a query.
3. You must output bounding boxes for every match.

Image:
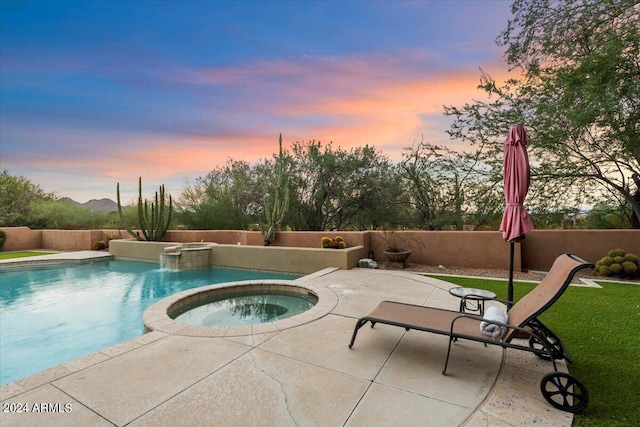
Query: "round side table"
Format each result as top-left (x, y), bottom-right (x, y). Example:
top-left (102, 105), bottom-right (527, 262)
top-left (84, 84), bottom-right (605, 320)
top-left (448, 287), bottom-right (497, 315)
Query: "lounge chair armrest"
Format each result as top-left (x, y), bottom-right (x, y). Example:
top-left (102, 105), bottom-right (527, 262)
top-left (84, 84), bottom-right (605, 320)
top-left (448, 313), bottom-right (511, 338)
top-left (473, 296), bottom-right (514, 306)
top-left (449, 312), bottom-right (512, 329)
top-left (447, 315), bottom-right (560, 365)
top-left (450, 312), bottom-right (537, 335)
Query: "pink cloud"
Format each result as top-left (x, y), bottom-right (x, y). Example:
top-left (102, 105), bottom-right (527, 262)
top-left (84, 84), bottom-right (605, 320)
top-left (172, 51), bottom-right (513, 157)
top-left (3, 51), bottom-right (516, 201)
top-left (258, 58), bottom-right (513, 156)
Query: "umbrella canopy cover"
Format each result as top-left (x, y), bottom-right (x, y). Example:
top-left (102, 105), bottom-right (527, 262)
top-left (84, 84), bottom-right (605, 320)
top-left (499, 125), bottom-right (534, 243)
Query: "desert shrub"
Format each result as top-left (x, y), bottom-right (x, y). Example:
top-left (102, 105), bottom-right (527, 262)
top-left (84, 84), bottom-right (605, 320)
top-left (608, 248), bottom-right (626, 258)
top-left (0, 229), bottom-right (6, 251)
top-left (622, 261), bottom-right (637, 275)
top-left (321, 236), bottom-right (347, 249)
top-left (609, 263), bottom-right (623, 275)
top-left (593, 249), bottom-right (639, 278)
top-left (30, 199), bottom-right (110, 229)
top-left (600, 256), bottom-right (614, 266)
top-left (94, 241), bottom-right (106, 250)
top-left (625, 253), bottom-right (639, 264)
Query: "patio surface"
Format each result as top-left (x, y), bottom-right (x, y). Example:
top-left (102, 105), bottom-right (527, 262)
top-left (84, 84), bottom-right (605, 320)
top-left (0, 253), bottom-right (574, 426)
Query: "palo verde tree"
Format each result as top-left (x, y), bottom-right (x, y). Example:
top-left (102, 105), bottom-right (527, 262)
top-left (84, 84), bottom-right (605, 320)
top-left (399, 142), bottom-right (461, 230)
top-left (287, 140), bottom-right (400, 230)
top-left (445, 0), bottom-right (640, 227)
top-left (176, 159), bottom-right (264, 230)
top-left (398, 140), bottom-right (504, 230)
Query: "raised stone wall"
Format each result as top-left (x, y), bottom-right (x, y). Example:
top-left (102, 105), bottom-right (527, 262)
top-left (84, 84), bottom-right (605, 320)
top-left (209, 244), bottom-right (367, 274)
top-left (109, 239), bottom-right (177, 261)
top-left (108, 240), bottom-right (366, 273)
top-left (164, 230), bottom-right (368, 248)
top-left (160, 244), bottom-right (216, 270)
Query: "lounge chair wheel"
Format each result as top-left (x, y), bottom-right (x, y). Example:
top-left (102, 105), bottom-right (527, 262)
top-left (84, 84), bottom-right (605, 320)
top-left (540, 372), bottom-right (588, 413)
top-left (529, 333), bottom-right (564, 360)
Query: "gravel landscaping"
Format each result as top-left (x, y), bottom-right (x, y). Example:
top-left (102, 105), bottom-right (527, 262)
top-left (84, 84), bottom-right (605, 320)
top-left (380, 262), bottom-right (639, 284)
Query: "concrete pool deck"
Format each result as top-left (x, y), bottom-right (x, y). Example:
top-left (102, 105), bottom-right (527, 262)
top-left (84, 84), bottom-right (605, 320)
top-left (1, 254), bottom-right (574, 426)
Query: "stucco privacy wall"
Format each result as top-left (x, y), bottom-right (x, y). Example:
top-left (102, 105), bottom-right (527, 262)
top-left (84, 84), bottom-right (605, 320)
top-left (0, 228), bottom-right (128, 252)
top-left (524, 230), bottom-right (640, 270)
top-left (41, 230), bottom-right (128, 251)
top-left (369, 231), bottom-right (522, 271)
top-left (1, 227), bottom-right (638, 271)
top-left (0, 226), bottom-right (42, 251)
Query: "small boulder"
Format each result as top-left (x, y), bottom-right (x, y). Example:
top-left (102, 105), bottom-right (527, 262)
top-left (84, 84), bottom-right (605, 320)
top-left (358, 258), bottom-right (379, 269)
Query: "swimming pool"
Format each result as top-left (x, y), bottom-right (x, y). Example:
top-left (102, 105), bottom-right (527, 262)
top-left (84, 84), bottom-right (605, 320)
top-left (0, 259), bottom-right (297, 385)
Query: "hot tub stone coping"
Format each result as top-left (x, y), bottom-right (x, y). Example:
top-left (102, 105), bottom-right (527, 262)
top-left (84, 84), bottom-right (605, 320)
top-left (142, 279), bottom-right (339, 337)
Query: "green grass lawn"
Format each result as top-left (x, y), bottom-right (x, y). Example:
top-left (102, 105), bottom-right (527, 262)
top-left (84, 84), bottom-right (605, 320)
top-left (427, 275), bottom-right (639, 427)
top-left (0, 251), bottom-right (56, 260)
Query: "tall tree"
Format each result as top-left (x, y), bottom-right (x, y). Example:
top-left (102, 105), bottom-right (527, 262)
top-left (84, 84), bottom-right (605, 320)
top-left (0, 170), bottom-right (55, 227)
top-left (445, 0), bottom-right (640, 227)
top-left (398, 141), bottom-right (503, 230)
top-left (288, 140), bottom-right (399, 230)
top-left (176, 159), bottom-right (265, 229)
top-left (399, 142), bottom-right (459, 230)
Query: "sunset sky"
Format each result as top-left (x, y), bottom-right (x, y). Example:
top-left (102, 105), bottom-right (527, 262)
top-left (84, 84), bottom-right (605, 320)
top-left (1, 0), bottom-right (513, 203)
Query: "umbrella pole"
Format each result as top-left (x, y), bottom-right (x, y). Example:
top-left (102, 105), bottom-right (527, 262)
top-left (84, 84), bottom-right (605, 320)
top-left (507, 242), bottom-right (514, 310)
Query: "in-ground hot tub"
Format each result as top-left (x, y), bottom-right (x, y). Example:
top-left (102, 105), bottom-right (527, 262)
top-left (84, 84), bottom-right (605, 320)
top-left (142, 279), bottom-right (338, 337)
top-left (172, 286), bottom-right (318, 327)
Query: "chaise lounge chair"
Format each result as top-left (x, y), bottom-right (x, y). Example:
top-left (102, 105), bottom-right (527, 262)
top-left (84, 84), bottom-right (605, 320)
top-left (348, 253), bottom-right (593, 413)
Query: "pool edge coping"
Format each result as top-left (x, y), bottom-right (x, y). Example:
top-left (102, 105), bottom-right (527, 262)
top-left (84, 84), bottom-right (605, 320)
top-left (142, 279), bottom-right (339, 337)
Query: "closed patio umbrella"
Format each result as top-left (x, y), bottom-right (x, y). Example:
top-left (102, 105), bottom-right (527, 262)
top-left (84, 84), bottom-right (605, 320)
top-left (499, 124), bottom-right (534, 309)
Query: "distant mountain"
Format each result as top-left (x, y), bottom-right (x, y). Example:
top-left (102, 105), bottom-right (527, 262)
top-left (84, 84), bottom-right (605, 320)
top-left (59, 197), bottom-right (81, 205)
top-left (60, 197), bottom-right (119, 212)
top-left (84, 198), bottom-right (119, 212)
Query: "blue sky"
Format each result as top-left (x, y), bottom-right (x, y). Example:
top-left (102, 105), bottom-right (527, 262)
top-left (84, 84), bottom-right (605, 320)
top-left (1, 0), bottom-right (513, 202)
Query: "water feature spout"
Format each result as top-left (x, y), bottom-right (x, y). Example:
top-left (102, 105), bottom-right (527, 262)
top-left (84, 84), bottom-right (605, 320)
top-left (159, 242), bottom-right (215, 270)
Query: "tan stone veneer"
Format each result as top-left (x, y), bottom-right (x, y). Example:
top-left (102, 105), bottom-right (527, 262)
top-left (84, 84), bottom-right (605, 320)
top-left (108, 239), bottom-right (367, 274)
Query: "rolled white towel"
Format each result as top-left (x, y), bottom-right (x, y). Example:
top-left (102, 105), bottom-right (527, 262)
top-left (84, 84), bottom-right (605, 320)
top-left (480, 306), bottom-right (508, 340)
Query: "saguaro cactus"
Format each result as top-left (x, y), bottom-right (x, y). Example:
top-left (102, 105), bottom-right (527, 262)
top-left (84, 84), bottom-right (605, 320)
top-left (261, 133), bottom-right (290, 245)
top-left (117, 177), bottom-right (173, 241)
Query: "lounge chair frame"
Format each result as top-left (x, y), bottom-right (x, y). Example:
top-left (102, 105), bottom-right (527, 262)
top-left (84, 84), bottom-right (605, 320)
top-left (348, 253), bottom-right (594, 413)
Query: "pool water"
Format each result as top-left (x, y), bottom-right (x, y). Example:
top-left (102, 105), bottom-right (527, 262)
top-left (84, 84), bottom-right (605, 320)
top-left (174, 291), bottom-right (317, 327)
top-left (0, 260), bottom-right (297, 385)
